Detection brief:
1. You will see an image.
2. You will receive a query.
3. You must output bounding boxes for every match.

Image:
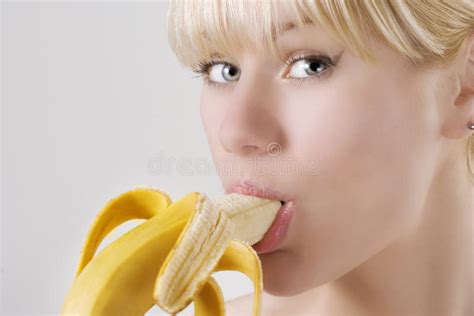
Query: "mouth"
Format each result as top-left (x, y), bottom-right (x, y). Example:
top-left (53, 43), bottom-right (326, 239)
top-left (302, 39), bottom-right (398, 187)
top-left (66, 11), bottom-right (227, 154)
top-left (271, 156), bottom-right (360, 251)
top-left (225, 179), bottom-right (296, 254)
top-left (224, 179), bottom-right (294, 205)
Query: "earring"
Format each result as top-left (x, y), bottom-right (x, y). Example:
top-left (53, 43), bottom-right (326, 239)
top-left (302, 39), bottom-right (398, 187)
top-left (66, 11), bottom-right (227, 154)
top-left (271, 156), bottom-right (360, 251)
top-left (469, 122), bottom-right (474, 130)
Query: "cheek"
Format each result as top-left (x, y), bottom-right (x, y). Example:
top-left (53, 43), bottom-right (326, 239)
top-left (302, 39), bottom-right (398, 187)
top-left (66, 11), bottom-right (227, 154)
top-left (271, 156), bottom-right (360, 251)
top-left (274, 73), bottom-right (439, 291)
top-left (199, 93), bottom-right (217, 136)
top-left (286, 69), bottom-right (435, 218)
top-left (199, 93), bottom-right (225, 154)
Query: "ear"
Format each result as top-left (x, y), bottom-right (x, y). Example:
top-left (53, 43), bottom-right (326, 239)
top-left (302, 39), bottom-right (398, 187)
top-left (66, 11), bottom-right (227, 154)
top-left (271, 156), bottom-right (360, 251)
top-left (441, 32), bottom-right (474, 139)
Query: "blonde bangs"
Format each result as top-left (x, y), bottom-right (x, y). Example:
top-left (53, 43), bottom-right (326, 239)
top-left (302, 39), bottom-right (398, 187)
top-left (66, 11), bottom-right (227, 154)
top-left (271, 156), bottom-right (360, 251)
top-left (167, 0), bottom-right (473, 70)
top-left (166, 0), bottom-right (379, 69)
top-left (167, 0), bottom-right (277, 71)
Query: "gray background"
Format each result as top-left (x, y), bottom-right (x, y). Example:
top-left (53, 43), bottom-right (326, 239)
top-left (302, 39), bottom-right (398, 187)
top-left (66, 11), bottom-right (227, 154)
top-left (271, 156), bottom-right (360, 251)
top-left (2, 1), bottom-right (253, 315)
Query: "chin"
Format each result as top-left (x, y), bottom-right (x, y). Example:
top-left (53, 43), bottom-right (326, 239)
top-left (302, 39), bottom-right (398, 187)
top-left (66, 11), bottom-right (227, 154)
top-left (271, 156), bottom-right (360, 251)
top-left (259, 249), bottom-right (322, 297)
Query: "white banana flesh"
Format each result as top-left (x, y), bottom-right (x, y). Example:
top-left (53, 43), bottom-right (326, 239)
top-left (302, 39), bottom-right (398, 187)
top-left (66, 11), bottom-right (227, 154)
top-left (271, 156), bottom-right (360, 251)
top-left (215, 193), bottom-right (282, 245)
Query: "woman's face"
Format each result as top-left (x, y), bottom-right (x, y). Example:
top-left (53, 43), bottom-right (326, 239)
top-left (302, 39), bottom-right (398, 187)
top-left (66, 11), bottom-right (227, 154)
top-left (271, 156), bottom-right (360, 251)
top-left (198, 11), bottom-right (446, 296)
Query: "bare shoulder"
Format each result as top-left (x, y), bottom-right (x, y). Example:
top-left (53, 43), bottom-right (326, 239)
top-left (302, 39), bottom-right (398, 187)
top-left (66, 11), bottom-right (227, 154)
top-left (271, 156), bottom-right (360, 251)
top-left (225, 293), bottom-right (253, 316)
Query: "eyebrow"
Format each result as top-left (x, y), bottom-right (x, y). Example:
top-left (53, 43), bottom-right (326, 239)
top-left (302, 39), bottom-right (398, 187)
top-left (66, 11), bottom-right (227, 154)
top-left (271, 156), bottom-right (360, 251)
top-left (272, 20), bottom-right (314, 41)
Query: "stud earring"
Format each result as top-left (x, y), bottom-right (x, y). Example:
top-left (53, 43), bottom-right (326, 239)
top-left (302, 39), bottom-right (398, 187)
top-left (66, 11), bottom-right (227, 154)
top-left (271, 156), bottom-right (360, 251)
top-left (468, 122), bottom-right (474, 130)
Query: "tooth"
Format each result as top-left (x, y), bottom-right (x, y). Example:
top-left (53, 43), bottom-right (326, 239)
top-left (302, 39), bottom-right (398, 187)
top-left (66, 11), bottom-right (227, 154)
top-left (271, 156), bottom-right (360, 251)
top-left (61, 187), bottom-right (281, 316)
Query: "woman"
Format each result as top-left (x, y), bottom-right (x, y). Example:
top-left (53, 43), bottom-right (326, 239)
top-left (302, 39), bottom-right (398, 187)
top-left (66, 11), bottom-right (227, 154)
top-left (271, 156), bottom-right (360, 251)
top-left (166, 0), bottom-right (473, 315)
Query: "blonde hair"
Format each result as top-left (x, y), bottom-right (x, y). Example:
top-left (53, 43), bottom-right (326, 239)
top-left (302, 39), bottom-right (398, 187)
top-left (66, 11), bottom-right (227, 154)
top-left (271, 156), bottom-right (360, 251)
top-left (166, 0), bottom-right (474, 181)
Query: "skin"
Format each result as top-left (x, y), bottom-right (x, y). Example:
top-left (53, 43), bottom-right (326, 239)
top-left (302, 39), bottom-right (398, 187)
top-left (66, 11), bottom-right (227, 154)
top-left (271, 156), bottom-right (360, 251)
top-left (197, 5), bottom-right (474, 316)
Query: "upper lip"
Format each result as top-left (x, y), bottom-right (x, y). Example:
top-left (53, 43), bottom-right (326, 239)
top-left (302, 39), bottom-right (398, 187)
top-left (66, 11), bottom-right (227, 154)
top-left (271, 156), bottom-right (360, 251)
top-left (224, 179), bottom-right (294, 204)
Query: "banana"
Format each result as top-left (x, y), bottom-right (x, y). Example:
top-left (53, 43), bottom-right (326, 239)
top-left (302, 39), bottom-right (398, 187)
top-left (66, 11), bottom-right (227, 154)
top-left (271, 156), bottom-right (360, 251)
top-left (214, 193), bottom-right (284, 245)
top-left (61, 186), bottom-right (280, 315)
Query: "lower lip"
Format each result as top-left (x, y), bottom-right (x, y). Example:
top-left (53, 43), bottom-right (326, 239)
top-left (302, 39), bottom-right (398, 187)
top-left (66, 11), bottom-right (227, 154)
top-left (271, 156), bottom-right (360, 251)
top-left (251, 200), bottom-right (296, 254)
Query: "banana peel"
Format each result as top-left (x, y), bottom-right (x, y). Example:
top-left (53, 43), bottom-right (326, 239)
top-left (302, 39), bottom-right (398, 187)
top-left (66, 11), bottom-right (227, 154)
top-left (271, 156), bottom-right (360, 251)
top-left (61, 186), bottom-right (280, 315)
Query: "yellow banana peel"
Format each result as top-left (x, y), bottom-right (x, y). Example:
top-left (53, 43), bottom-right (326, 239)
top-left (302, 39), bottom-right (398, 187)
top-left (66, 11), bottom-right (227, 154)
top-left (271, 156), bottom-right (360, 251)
top-left (61, 186), bottom-right (281, 315)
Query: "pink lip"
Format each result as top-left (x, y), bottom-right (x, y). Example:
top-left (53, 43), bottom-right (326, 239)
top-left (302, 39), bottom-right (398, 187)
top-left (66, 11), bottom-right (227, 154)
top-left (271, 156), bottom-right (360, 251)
top-left (224, 179), bottom-right (294, 202)
top-left (224, 179), bottom-right (296, 254)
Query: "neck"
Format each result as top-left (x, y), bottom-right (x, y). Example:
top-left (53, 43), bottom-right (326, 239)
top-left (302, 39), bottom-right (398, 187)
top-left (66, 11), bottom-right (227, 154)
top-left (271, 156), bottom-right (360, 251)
top-left (323, 141), bottom-right (473, 315)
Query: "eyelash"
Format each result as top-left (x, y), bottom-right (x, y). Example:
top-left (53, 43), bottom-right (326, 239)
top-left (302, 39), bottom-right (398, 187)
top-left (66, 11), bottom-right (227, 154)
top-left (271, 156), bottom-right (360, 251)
top-left (192, 59), bottom-right (231, 89)
top-left (191, 52), bottom-right (336, 89)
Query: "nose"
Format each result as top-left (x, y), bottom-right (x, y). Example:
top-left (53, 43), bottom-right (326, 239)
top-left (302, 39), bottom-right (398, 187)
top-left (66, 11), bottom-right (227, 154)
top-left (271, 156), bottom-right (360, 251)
top-left (218, 75), bottom-right (284, 157)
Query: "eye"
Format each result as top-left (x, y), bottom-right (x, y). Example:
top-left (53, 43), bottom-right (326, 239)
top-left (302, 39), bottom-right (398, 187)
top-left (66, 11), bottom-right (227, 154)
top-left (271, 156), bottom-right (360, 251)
top-left (284, 53), bottom-right (334, 81)
top-left (192, 60), bottom-right (240, 88)
top-left (209, 63), bottom-right (240, 83)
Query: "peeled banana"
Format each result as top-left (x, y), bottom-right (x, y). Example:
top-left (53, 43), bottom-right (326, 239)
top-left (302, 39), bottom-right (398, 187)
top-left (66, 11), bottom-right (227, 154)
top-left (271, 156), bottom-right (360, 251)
top-left (61, 186), bottom-right (281, 315)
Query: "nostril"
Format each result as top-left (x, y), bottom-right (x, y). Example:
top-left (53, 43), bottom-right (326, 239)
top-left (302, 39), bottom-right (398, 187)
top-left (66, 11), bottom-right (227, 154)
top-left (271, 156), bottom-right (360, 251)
top-left (280, 200), bottom-right (285, 206)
